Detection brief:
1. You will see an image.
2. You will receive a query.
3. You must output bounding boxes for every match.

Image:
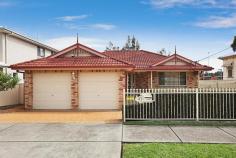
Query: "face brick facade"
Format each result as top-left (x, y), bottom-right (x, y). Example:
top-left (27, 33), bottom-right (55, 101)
top-left (12, 42), bottom-right (211, 110)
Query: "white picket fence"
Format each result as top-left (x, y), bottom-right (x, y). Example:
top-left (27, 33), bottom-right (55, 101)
top-left (123, 88), bottom-right (236, 121)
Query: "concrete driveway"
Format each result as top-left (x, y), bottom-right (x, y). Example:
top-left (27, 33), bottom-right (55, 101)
top-left (0, 123), bottom-right (122, 158)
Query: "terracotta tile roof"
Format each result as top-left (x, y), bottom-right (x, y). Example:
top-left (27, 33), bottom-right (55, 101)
top-left (103, 50), bottom-right (167, 69)
top-left (103, 50), bottom-right (213, 71)
top-left (10, 43), bottom-right (213, 71)
top-left (11, 56), bottom-right (133, 69)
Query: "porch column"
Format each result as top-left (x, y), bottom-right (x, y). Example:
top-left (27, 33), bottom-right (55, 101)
top-left (150, 71), bottom-right (153, 89)
top-left (126, 73), bottom-right (129, 89)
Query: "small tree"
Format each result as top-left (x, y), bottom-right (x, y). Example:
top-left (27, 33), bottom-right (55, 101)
top-left (122, 35), bottom-right (140, 50)
top-left (231, 36), bottom-right (236, 52)
top-left (0, 72), bottom-right (20, 91)
top-left (106, 41), bottom-right (119, 51)
top-left (159, 48), bottom-right (167, 55)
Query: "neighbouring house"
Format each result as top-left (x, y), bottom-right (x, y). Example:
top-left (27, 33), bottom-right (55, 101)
top-left (219, 54), bottom-right (236, 80)
top-left (10, 42), bottom-right (212, 110)
top-left (0, 27), bottom-right (58, 81)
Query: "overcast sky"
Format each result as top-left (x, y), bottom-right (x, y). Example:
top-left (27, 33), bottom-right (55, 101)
top-left (1, 0), bottom-right (236, 71)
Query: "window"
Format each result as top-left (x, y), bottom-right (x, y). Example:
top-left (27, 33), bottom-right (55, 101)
top-left (180, 72), bottom-right (186, 85)
top-left (37, 47), bottom-right (45, 57)
top-left (127, 73), bottom-right (135, 89)
top-left (228, 68), bottom-right (233, 78)
top-left (0, 67), bottom-right (3, 72)
top-left (13, 72), bottom-right (18, 77)
top-left (159, 72), bottom-right (186, 86)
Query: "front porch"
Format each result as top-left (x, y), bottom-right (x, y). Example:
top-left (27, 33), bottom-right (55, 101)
top-left (127, 71), bottom-right (199, 89)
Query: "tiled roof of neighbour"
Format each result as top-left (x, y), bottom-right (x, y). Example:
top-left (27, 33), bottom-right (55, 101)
top-left (10, 43), bottom-right (213, 71)
top-left (11, 56), bottom-right (133, 69)
top-left (219, 53), bottom-right (236, 60)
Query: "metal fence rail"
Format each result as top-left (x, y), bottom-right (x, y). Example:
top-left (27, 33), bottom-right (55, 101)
top-left (124, 88), bottom-right (236, 121)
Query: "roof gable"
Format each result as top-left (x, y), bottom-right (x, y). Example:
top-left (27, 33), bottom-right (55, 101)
top-left (152, 54), bottom-right (201, 67)
top-left (49, 43), bottom-right (106, 58)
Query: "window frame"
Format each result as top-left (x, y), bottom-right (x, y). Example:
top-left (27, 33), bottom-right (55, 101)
top-left (37, 47), bottom-right (45, 57)
top-left (158, 72), bottom-right (187, 87)
top-left (228, 68), bottom-right (233, 78)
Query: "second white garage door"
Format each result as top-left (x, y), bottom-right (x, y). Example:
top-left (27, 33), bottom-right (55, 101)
top-left (33, 72), bottom-right (71, 109)
top-left (79, 72), bottom-right (119, 110)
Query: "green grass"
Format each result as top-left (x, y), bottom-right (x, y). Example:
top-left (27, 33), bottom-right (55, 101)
top-left (124, 120), bottom-right (236, 126)
top-left (123, 143), bottom-right (236, 158)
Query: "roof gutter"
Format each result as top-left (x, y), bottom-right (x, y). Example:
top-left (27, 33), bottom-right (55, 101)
top-left (0, 27), bottom-right (58, 52)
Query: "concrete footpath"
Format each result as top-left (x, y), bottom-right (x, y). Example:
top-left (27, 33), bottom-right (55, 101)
top-left (0, 123), bottom-right (236, 158)
top-left (123, 125), bottom-right (236, 144)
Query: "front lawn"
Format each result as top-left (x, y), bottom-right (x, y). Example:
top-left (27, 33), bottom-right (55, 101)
top-left (123, 143), bottom-right (236, 158)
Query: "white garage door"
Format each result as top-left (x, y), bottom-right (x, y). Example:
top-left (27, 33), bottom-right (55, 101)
top-left (33, 72), bottom-right (71, 109)
top-left (79, 72), bottom-right (119, 110)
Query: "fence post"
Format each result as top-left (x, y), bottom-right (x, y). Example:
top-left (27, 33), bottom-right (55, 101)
top-left (196, 88), bottom-right (199, 121)
top-left (123, 89), bottom-right (126, 123)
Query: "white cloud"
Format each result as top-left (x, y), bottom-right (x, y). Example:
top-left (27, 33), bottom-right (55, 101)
top-left (90, 24), bottom-right (116, 30)
top-left (61, 23), bottom-right (116, 31)
top-left (56, 15), bottom-right (89, 21)
top-left (145, 0), bottom-right (236, 9)
top-left (195, 13), bottom-right (236, 28)
top-left (44, 36), bottom-right (108, 51)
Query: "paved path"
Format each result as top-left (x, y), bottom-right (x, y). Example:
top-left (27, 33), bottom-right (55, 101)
top-left (0, 123), bottom-right (236, 158)
top-left (123, 125), bottom-right (236, 143)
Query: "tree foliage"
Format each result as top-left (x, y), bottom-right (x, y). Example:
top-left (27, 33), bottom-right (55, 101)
top-left (159, 48), bottom-right (167, 55)
top-left (105, 41), bottom-right (120, 51)
top-left (123, 35), bottom-right (140, 50)
top-left (0, 72), bottom-right (20, 91)
top-left (231, 36), bottom-right (236, 52)
top-left (105, 35), bottom-right (140, 51)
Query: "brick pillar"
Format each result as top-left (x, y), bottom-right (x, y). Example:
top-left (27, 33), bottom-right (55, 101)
top-left (118, 71), bottom-right (126, 110)
top-left (187, 71), bottom-right (198, 88)
top-left (152, 72), bottom-right (159, 88)
top-left (24, 71), bottom-right (33, 109)
top-left (71, 71), bottom-right (78, 110)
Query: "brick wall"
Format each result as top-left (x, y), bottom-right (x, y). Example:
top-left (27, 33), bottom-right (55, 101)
top-left (133, 72), bottom-right (158, 89)
top-left (118, 71), bottom-right (126, 110)
top-left (24, 70), bottom-right (33, 109)
top-left (187, 71), bottom-right (198, 88)
top-left (152, 72), bottom-right (159, 88)
top-left (134, 72), bottom-right (150, 89)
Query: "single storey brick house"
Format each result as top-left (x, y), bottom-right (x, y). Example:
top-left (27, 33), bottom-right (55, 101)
top-left (11, 43), bottom-right (212, 110)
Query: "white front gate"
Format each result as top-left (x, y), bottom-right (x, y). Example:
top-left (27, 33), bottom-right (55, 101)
top-left (123, 88), bottom-right (236, 121)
